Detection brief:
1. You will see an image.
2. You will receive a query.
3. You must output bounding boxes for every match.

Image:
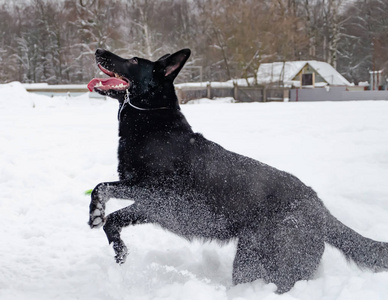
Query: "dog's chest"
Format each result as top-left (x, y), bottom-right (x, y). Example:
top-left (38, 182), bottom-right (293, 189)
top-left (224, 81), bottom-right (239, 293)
top-left (117, 132), bottom-right (192, 178)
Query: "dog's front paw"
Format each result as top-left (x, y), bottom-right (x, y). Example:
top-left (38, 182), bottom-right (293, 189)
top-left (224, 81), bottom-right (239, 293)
top-left (88, 202), bottom-right (106, 229)
top-left (113, 240), bottom-right (128, 264)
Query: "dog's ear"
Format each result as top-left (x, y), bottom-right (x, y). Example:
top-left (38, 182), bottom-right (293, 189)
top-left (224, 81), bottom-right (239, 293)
top-left (157, 53), bottom-right (170, 61)
top-left (158, 49), bottom-right (191, 80)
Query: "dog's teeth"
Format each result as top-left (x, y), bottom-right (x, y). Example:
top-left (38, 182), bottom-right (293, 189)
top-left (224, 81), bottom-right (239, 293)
top-left (112, 83), bottom-right (125, 89)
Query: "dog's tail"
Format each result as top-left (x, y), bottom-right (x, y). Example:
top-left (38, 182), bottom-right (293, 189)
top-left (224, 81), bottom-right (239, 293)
top-left (324, 210), bottom-right (388, 271)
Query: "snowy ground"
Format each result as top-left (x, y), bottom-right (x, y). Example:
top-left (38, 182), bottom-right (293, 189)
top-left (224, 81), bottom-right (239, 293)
top-left (1, 82), bottom-right (388, 300)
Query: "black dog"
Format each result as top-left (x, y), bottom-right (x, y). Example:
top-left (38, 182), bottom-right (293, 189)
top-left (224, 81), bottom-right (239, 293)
top-left (88, 48), bottom-right (388, 293)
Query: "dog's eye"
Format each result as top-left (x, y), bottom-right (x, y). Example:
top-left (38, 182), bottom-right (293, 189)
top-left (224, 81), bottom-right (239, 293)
top-left (131, 58), bottom-right (138, 64)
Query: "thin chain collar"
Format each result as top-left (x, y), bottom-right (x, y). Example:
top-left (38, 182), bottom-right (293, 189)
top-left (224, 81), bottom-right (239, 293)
top-left (118, 88), bottom-right (175, 120)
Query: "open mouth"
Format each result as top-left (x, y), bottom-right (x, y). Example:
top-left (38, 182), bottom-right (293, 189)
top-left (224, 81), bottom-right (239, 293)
top-left (87, 64), bottom-right (130, 92)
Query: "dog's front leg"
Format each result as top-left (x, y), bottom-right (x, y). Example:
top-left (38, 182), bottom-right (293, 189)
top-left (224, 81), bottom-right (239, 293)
top-left (103, 204), bottom-right (148, 264)
top-left (88, 180), bottom-right (134, 228)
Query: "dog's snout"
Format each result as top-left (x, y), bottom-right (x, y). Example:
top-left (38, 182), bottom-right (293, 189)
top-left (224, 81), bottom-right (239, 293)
top-left (95, 48), bottom-right (105, 56)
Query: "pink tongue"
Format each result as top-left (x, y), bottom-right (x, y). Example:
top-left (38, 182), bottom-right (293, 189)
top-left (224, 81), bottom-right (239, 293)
top-left (87, 77), bottom-right (129, 92)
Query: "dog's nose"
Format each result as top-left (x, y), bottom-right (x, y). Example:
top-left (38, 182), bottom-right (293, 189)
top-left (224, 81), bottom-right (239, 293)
top-left (95, 48), bottom-right (105, 55)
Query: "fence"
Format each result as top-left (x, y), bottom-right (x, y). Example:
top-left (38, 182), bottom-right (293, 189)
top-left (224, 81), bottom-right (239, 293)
top-left (24, 82), bottom-right (286, 102)
top-left (290, 86), bottom-right (388, 102)
top-left (25, 83), bottom-right (388, 103)
top-left (24, 84), bottom-right (103, 98)
top-left (175, 82), bottom-right (285, 103)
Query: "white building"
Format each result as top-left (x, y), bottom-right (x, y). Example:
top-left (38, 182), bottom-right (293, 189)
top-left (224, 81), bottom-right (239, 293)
top-left (233, 61), bottom-right (352, 88)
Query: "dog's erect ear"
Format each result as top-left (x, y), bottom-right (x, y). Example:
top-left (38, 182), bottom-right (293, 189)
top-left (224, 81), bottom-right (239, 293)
top-left (157, 53), bottom-right (170, 61)
top-left (158, 49), bottom-right (191, 80)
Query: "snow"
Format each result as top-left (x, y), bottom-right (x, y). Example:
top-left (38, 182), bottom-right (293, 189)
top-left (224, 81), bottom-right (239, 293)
top-left (1, 82), bottom-right (388, 300)
top-left (307, 61), bottom-right (351, 86)
top-left (240, 61), bottom-right (352, 87)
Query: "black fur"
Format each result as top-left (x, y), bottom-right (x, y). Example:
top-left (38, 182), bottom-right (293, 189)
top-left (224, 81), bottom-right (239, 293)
top-left (88, 48), bottom-right (388, 293)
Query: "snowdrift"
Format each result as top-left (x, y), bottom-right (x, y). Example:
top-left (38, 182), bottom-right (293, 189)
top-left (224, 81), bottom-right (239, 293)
top-left (1, 83), bottom-right (388, 300)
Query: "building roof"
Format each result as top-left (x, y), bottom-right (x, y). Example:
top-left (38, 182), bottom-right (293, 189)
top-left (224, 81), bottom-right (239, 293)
top-left (256, 61), bottom-right (351, 87)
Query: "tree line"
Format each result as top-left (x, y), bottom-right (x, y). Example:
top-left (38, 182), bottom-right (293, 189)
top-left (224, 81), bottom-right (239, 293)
top-left (0, 0), bottom-right (387, 85)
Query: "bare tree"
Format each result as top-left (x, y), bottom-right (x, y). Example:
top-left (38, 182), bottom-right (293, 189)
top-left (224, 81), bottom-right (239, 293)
top-left (0, 0), bottom-right (386, 84)
top-left (337, 0), bottom-right (388, 83)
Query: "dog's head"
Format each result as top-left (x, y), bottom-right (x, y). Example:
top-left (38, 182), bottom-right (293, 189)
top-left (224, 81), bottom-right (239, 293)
top-left (88, 48), bottom-right (191, 108)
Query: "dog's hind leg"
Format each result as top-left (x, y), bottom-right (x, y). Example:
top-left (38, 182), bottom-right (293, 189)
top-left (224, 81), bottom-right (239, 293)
top-left (103, 203), bottom-right (148, 264)
top-left (267, 223), bottom-right (324, 293)
top-left (233, 213), bottom-right (325, 293)
top-left (232, 230), bottom-right (268, 286)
